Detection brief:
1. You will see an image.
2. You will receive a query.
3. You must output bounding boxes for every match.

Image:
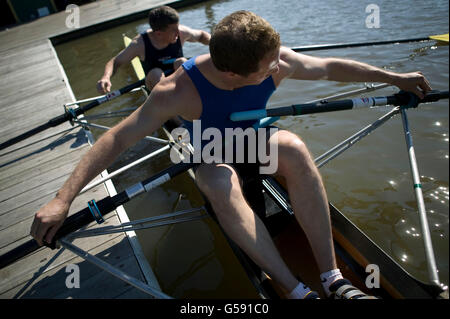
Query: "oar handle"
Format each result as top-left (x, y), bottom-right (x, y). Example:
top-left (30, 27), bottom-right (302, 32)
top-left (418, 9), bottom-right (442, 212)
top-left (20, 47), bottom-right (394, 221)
top-left (418, 90), bottom-right (449, 103)
top-left (0, 161), bottom-right (196, 269)
top-left (0, 195), bottom-right (118, 269)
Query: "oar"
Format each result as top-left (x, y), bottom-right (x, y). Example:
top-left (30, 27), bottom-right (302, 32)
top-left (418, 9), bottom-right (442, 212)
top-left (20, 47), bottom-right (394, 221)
top-left (291, 33), bottom-right (449, 52)
top-left (0, 104), bottom-right (282, 268)
top-left (400, 108), bottom-right (441, 287)
top-left (0, 161), bottom-right (195, 269)
top-left (230, 90), bottom-right (449, 122)
top-left (0, 79), bottom-right (145, 151)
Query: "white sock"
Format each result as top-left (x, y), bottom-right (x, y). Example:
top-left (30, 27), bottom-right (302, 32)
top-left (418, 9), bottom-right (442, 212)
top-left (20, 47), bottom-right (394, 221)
top-left (320, 269), bottom-right (343, 297)
top-left (287, 282), bottom-right (313, 299)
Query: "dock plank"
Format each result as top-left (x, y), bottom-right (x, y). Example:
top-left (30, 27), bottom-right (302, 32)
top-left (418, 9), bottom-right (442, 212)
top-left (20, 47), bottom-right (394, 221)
top-left (0, 184), bottom-right (106, 236)
top-left (0, 214), bottom-right (122, 293)
top-left (0, 126), bottom-right (88, 175)
top-left (0, 145), bottom-right (83, 193)
top-left (1, 232), bottom-right (149, 298)
top-left (0, 0), bottom-right (205, 299)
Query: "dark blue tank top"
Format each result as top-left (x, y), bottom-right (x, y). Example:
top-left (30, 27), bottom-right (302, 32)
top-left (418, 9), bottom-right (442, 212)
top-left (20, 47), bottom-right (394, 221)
top-left (140, 32), bottom-right (183, 74)
top-left (181, 57), bottom-right (276, 149)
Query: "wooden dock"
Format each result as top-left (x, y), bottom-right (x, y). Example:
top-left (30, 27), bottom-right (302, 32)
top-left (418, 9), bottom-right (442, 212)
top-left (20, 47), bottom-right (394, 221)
top-left (0, 0), bottom-right (207, 299)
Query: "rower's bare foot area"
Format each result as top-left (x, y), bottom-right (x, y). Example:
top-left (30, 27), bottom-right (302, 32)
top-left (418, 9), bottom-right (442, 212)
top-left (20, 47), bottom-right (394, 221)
top-left (328, 279), bottom-right (378, 299)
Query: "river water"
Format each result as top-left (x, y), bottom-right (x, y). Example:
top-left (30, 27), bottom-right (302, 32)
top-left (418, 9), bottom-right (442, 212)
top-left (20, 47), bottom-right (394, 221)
top-left (56, 0), bottom-right (449, 297)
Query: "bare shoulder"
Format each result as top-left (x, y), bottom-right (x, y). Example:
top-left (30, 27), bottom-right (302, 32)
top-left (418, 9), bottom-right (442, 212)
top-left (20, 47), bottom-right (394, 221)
top-left (272, 47), bottom-right (298, 84)
top-left (179, 24), bottom-right (204, 43)
top-left (279, 46), bottom-right (308, 72)
top-left (276, 46), bottom-right (328, 81)
top-left (129, 33), bottom-right (144, 48)
top-left (178, 24), bottom-right (194, 36)
top-left (123, 33), bottom-right (145, 60)
top-left (148, 66), bottom-right (201, 120)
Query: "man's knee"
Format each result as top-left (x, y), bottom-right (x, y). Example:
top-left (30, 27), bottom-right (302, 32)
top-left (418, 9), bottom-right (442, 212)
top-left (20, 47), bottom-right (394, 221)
top-left (145, 68), bottom-right (164, 88)
top-left (275, 131), bottom-right (314, 174)
top-left (195, 164), bottom-right (242, 200)
top-left (174, 57), bottom-right (187, 70)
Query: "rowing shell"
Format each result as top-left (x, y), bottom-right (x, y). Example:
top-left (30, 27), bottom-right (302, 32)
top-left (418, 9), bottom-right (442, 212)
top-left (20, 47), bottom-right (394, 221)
top-left (122, 36), bottom-right (445, 299)
top-left (0, 33), bottom-right (445, 299)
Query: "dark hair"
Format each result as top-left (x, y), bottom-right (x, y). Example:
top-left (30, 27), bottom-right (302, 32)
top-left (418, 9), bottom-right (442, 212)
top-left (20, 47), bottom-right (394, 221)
top-left (148, 6), bottom-right (179, 31)
top-left (210, 11), bottom-right (280, 76)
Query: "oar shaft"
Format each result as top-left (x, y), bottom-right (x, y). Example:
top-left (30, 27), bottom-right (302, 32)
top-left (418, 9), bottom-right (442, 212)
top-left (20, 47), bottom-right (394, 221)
top-left (0, 195), bottom-right (116, 269)
top-left (0, 79), bottom-right (145, 152)
top-left (255, 84), bottom-right (391, 128)
top-left (230, 90), bottom-right (449, 121)
top-left (79, 144), bottom-right (171, 194)
top-left (75, 79), bottom-right (145, 115)
top-left (0, 113), bottom-right (70, 151)
top-left (400, 109), bottom-right (441, 287)
top-left (292, 37), bottom-right (431, 52)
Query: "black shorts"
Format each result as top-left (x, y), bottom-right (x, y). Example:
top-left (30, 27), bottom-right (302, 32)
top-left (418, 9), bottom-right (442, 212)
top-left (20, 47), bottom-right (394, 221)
top-left (192, 125), bottom-right (278, 183)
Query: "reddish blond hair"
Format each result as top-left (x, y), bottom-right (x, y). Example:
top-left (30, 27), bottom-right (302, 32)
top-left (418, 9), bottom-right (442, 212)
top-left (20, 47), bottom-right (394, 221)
top-left (210, 11), bottom-right (280, 76)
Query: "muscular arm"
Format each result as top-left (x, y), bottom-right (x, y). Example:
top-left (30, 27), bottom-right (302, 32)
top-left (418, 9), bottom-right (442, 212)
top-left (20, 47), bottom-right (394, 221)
top-left (97, 35), bottom-right (143, 93)
top-left (179, 25), bottom-right (211, 45)
top-left (31, 78), bottom-right (184, 245)
top-left (56, 93), bottom-right (171, 204)
top-left (280, 46), bottom-right (431, 98)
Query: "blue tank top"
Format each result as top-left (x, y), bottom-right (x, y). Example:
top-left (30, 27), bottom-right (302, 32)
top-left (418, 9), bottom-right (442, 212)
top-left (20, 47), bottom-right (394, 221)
top-left (181, 57), bottom-right (276, 149)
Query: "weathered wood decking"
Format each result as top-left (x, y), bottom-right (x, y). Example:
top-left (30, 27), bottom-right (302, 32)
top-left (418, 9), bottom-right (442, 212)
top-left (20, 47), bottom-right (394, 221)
top-left (0, 0), bottom-right (207, 299)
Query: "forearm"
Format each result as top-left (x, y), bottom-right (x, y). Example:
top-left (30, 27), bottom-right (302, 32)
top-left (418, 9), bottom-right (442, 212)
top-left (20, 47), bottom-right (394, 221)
top-left (55, 93), bottom-right (171, 204)
top-left (30, 88), bottom-right (173, 244)
top-left (30, 129), bottom-right (128, 245)
top-left (55, 130), bottom-right (125, 204)
top-left (325, 58), bottom-right (400, 85)
top-left (102, 58), bottom-right (119, 79)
